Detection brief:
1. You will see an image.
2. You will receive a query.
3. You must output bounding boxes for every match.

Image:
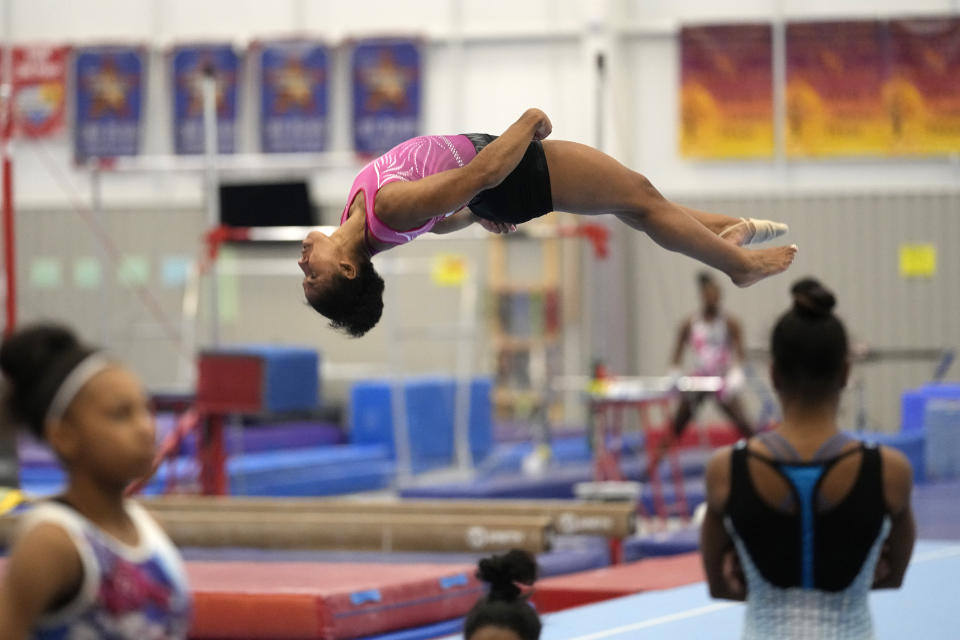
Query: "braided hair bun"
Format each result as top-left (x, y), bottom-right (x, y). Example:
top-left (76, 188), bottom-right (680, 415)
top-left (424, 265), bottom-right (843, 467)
top-left (464, 549), bottom-right (542, 640)
top-left (476, 549), bottom-right (538, 602)
top-left (790, 277), bottom-right (836, 319)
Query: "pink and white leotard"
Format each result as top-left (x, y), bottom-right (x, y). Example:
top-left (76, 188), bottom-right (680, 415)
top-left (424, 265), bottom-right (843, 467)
top-left (340, 135), bottom-right (478, 254)
top-left (689, 314), bottom-right (733, 377)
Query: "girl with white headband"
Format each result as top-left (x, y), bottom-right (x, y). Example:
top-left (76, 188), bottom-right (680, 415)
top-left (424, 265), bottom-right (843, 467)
top-left (0, 323), bottom-right (191, 640)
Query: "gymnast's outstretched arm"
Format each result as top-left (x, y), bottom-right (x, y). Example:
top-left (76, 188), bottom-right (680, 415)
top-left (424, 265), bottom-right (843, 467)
top-left (375, 108), bottom-right (551, 230)
top-left (429, 209), bottom-right (477, 234)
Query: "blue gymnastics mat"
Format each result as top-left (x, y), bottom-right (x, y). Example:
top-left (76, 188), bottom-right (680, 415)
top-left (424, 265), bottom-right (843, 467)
top-left (20, 443), bottom-right (395, 498)
top-left (478, 436), bottom-right (709, 478)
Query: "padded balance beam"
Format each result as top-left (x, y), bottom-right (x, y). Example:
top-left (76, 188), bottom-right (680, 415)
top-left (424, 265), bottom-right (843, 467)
top-left (150, 510), bottom-right (553, 553)
top-left (2, 506), bottom-right (554, 553)
top-left (142, 496), bottom-right (636, 538)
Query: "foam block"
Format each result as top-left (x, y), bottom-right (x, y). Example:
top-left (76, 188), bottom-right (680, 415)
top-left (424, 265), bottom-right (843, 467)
top-left (404, 378), bottom-right (455, 469)
top-left (349, 377), bottom-right (492, 471)
top-left (902, 384), bottom-right (960, 432)
top-left (924, 400), bottom-right (960, 481)
top-left (197, 346), bottom-right (319, 413)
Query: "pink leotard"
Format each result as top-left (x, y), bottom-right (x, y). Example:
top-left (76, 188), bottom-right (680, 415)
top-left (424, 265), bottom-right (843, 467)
top-left (340, 135), bottom-right (478, 254)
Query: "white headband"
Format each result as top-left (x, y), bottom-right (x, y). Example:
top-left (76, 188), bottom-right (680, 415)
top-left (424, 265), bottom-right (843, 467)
top-left (44, 354), bottom-right (111, 424)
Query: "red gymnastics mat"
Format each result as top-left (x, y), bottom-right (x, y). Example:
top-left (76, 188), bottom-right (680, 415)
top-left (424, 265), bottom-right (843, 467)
top-left (186, 561), bottom-right (483, 639)
top-left (530, 552), bottom-right (705, 614)
top-left (1, 559), bottom-right (482, 639)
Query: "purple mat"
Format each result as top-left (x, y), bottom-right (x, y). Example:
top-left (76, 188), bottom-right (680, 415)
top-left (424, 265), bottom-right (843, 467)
top-left (477, 431), bottom-right (709, 476)
top-left (165, 420), bottom-right (344, 457)
top-left (624, 526), bottom-right (700, 561)
top-left (18, 417), bottom-right (344, 468)
top-left (401, 459), bottom-right (706, 516)
top-left (914, 480), bottom-right (960, 541)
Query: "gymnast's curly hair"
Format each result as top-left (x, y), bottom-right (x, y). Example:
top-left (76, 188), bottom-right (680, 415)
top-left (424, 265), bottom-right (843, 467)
top-left (464, 549), bottom-right (541, 640)
top-left (306, 256), bottom-right (385, 338)
top-left (0, 323), bottom-right (97, 439)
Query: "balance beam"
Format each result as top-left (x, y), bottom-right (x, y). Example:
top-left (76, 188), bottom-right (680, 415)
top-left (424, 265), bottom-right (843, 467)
top-left (150, 510), bottom-right (553, 553)
top-left (141, 496), bottom-right (636, 538)
top-left (2, 510), bottom-right (552, 553)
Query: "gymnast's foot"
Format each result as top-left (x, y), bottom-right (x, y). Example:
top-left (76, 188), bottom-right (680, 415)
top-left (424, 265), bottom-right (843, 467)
top-left (720, 218), bottom-right (789, 246)
top-left (730, 244), bottom-right (798, 288)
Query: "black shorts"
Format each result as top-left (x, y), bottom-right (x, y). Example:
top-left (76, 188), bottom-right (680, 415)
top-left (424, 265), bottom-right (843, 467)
top-left (462, 133), bottom-right (553, 225)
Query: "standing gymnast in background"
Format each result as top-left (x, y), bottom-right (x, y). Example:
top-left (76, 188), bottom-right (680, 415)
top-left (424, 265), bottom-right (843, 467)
top-left (300, 107), bottom-right (796, 336)
top-left (700, 279), bottom-right (915, 639)
top-left (464, 549), bottom-right (541, 640)
top-left (0, 324), bottom-right (191, 640)
top-left (656, 271), bottom-right (754, 464)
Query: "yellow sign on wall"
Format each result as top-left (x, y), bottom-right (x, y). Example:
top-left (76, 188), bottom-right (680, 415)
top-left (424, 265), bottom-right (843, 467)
top-left (899, 244), bottom-right (937, 278)
top-left (431, 254), bottom-right (467, 286)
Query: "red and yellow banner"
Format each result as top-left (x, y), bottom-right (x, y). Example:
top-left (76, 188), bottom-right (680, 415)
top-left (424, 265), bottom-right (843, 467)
top-left (0, 45), bottom-right (70, 139)
top-left (886, 18), bottom-right (960, 154)
top-left (680, 25), bottom-right (774, 159)
top-left (786, 21), bottom-right (888, 157)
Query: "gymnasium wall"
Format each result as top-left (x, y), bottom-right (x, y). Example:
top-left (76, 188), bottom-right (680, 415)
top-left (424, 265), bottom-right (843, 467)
top-left (5, 0), bottom-right (959, 429)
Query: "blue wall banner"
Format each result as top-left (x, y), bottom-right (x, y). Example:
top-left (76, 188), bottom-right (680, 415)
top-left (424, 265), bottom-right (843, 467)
top-left (171, 43), bottom-right (239, 155)
top-left (73, 46), bottom-right (144, 161)
top-left (259, 40), bottom-right (329, 153)
top-left (351, 39), bottom-right (421, 155)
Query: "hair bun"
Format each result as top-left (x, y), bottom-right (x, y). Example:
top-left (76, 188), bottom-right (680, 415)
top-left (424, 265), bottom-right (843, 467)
top-left (476, 549), bottom-right (538, 602)
top-left (0, 324), bottom-right (94, 436)
top-left (0, 324), bottom-right (80, 389)
top-left (790, 278), bottom-right (836, 319)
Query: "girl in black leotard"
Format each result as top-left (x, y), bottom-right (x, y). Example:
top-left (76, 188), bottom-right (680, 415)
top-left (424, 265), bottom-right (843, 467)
top-left (700, 278), bottom-right (916, 640)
